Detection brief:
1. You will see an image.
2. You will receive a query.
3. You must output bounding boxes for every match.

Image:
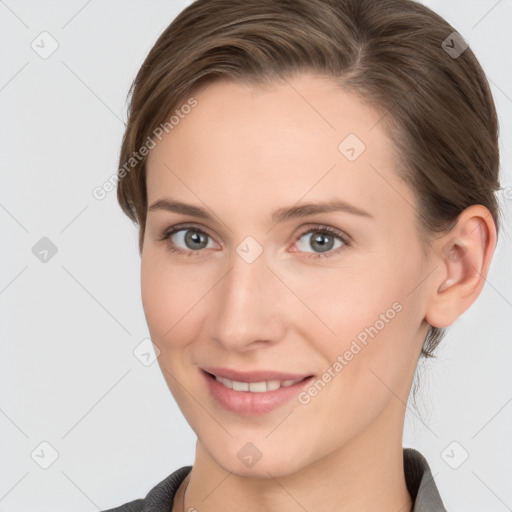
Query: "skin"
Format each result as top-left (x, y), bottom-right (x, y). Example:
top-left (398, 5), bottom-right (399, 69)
top-left (141, 74), bottom-right (496, 512)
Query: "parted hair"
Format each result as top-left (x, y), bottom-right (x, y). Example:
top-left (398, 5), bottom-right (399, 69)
top-left (116, 0), bottom-right (501, 357)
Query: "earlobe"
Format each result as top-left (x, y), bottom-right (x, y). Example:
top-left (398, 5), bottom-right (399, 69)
top-left (425, 205), bottom-right (496, 329)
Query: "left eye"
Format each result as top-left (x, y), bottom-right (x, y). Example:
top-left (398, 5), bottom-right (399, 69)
top-left (293, 228), bottom-right (347, 257)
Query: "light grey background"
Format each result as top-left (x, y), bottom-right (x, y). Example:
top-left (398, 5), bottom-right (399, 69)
top-left (1, 1), bottom-right (511, 510)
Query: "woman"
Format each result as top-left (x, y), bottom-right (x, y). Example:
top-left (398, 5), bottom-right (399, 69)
top-left (104, 0), bottom-right (501, 510)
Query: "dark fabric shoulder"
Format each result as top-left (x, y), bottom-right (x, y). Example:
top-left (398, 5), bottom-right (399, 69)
top-left (101, 499), bottom-right (144, 512)
top-left (100, 465), bottom-right (193, 512)
top-left (404, 447), bottom-right (447, 512)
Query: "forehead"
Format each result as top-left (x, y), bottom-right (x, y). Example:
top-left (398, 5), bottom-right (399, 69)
top-left (145, 75), bottom-right (414, 222)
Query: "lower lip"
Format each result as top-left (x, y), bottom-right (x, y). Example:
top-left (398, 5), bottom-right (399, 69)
top-left (202, 370), bottom-right (315, 415)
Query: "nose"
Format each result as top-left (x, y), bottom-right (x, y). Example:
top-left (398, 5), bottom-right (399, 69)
top-left (208, 247), bottom-right (287, 352)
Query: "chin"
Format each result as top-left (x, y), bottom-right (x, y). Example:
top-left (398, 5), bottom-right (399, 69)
top-left (202, 436), bottom-right (314, 479)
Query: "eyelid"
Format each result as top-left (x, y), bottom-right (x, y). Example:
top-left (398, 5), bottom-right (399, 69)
top-left (290, 224), bottom-right (351, 259)
top-left (158, 222), bottom-right (219, 243)
top-left (296, 223), bottom-right (352, 245)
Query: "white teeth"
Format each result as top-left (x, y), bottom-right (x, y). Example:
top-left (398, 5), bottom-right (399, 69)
top-left (232, 380), bottom-right (249, 391)
top-left (219, 377), bottom-right (232, 389)
top-left (248, 382), bottom-right (267, 392)
top-left (214, 375), bottom-right (303, 392)
top-left (266, 380), bottom-right (281, 391)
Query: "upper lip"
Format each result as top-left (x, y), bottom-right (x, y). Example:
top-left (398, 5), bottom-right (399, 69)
top-left (202, 367), bottom-right (314, 383)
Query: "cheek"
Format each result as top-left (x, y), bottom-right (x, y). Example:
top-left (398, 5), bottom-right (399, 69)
top-left (295, 255), bottom-right (422, 384)
top-left (141, 250), bottom-right (184, 340)
top-left (281, 259), bottom-right (406, 341)
top-left (140, 249), bottom-right (215, 348)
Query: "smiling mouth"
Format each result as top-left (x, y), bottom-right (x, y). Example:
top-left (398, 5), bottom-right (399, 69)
top-left (201, 368), bottom-right (316, 415)
top-left (203, 370), bottom-right (313, 393)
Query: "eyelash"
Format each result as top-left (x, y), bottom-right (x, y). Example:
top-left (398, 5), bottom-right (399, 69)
top-left (158, 223), bottom-right (351, 259)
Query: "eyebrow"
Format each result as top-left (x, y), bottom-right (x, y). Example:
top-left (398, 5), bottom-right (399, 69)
top-left (148, 198), bottom-right (373, 224)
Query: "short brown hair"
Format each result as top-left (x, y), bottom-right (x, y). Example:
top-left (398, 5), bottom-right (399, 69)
top-left (116, 0), bottom-right (501, 357)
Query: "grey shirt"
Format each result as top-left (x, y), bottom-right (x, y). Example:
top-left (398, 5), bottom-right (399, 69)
top-left (102, 447), bottom-right (447, 511)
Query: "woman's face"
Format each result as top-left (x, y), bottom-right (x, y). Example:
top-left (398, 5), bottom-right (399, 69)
top-left (142, 74), bottom-right (433, 476)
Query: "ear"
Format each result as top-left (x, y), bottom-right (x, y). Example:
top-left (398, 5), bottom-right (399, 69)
top-left (425, 205), bottom-right (497, 329)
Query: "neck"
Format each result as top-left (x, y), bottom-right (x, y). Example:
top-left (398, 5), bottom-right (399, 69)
top-left (182, 401), bottom-right (413, 512)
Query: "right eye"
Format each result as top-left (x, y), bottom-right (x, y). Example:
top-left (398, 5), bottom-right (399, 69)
top-left (159, 224), bottom-right (218, 256)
